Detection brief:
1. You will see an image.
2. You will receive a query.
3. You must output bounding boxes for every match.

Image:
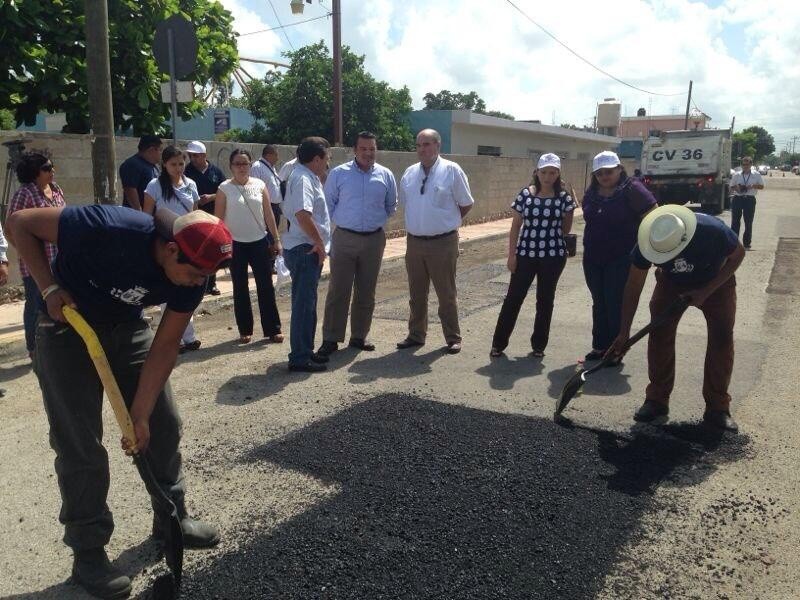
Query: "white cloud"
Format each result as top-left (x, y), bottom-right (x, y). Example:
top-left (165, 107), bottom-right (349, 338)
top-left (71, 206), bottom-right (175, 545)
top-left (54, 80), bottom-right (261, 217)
top-left (225, 0), bottom-right (799, 147)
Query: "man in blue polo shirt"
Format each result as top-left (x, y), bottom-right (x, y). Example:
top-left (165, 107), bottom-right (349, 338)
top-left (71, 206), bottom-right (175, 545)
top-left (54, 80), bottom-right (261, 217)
top-left (119, 135), bottom-right (161, 210)
top-left (608, 205), bottom-right (745, 432)
top-left (317, 131), bottom-right (397, 356)
top-left (6, 204), bottom-right (232, 599)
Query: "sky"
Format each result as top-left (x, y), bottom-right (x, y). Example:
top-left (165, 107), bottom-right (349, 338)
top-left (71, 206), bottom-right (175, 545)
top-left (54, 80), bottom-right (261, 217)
top-left (221, 0), bottom-right (800, 152)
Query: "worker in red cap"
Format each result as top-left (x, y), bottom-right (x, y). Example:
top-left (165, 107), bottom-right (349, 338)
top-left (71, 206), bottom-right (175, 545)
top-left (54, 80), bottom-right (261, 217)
top-left (6, 204), bottom-right (232, 599)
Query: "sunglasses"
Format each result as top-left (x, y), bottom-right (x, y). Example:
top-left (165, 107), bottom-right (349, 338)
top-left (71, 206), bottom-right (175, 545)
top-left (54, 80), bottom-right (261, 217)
top-left (40, 163), bottom-right (54, 172)
top-left (420, 175), bottom-right (428, 195)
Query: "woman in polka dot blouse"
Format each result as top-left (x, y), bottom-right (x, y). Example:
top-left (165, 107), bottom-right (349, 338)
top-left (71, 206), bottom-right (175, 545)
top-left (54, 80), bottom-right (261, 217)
top-left (490, 153), bottom-right (575, 358)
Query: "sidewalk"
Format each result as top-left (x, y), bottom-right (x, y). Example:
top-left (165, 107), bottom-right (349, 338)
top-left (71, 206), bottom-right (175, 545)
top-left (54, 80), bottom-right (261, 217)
top-left (0, 218), bottom-right (517, 349)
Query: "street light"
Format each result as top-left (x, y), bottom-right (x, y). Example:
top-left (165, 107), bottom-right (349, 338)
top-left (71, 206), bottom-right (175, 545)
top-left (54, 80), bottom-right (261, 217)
top-left (289, 0), bottom-right (342, 146)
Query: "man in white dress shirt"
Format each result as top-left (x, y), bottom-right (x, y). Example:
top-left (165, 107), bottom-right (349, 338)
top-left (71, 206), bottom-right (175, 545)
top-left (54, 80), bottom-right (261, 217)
top-left (251, 144), bottom-right (284, 227)
top-left (397, 129), bottom-right (474, 354)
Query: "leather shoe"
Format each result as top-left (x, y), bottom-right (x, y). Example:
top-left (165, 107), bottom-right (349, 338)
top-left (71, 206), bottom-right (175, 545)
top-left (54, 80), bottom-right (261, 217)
top-left (310, 352), bottom-right (329, 364)
top-left (288, 362), bottom-right (327, 373)
top-left (396, 337), bottom-right (424, 349)
top-left (317, 341), bottom-right (338, 356)
top-left (446, 341), bottom-right (462, 354)
top-left (633, 400), bottom-right (669, 423)
top-left (153, 514), bottom-right (220, 549)
top-left (349, 338), bottom-right (375, 351)
top-left (208, 287), bottom-right (221, 296)
top-left (703, 410), bottom-right (739, 432)
top-left (72, 548), bottom-right (132, 599)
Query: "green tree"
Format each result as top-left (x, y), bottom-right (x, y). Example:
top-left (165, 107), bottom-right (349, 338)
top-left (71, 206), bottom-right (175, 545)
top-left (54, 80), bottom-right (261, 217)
top-left (0, 109), bottom-right (14, 130)
top-left (732, 131), bottom-right (757, 159)
top-left (740, 125), bottom-right (775, 160)
top-left (422, 90), bottom-right (514, 120)
top-left (0, 0), bottom-right (238, 135)
top-left (242, 42), bottom-right (414, 150)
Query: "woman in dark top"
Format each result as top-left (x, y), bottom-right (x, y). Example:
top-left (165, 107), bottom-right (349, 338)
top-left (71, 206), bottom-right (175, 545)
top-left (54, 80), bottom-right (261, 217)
top-left (491, 153), bottom-right (575, 358)
top-left (582, 151), bottom-right (657, 361)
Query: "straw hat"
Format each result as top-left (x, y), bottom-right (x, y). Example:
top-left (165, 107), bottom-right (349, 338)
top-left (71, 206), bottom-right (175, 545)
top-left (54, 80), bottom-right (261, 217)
top-left (637, 204), bottom-right (697, 264)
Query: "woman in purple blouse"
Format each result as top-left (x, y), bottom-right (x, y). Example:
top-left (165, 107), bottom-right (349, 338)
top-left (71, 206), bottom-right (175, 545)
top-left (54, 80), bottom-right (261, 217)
top-left (581, 151), bottom-right (657, 362)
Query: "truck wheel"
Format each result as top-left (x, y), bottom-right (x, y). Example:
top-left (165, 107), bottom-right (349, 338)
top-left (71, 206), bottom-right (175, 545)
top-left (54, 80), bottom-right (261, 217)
top-left (700, 203), bottom-right (722, 215)
top-left (723, 185), bottom-right (731, 210)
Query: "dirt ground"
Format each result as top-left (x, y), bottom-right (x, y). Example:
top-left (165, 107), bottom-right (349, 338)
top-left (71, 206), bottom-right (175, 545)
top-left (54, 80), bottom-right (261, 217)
top-left (1, 177), bottom-right (799, 599)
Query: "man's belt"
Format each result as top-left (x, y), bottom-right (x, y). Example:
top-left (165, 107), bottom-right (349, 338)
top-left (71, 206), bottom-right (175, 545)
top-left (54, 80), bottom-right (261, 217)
top-left (407, 230), bottom-right (456, 240)
top-left (338, 226), bottom-right (383, 236)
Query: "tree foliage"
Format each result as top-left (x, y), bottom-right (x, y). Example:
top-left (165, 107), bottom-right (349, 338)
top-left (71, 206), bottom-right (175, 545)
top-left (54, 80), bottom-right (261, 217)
top-left (740, 125), bottom-right (775, 160)
top-left (732, 131), bottom-right (757, 160)
top-left (240, 42), bottom-right (414, 150)
top-left (0, 0), bottom-right (238, 135)
top-left (422, 90), bottom-right (514, 120)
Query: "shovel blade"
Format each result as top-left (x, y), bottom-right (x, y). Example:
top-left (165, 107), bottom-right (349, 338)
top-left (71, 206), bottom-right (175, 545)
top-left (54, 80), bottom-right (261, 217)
top-left (133, 454), bottom-right (183, 592)
top-left (554, 369), bottom-right (587, 418)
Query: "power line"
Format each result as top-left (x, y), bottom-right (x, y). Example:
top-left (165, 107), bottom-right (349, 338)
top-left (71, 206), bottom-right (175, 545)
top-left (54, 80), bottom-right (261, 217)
top-left (502, 0), bottom-right (685, 97)
top-left (266, 0), bottom-right (294, 50)
top-left (239, 13), bottom-right (331, 37)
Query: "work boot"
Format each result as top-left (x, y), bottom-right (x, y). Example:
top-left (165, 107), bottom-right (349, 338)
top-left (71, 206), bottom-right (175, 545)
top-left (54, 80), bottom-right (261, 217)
top-left (633, 400), bottom-right (669, 424)
top-left (71, 548), bottom-right (131, 599)
top-left (153, 513), bottom-right (221, 549)
top-left (703, 410), bottom-right (739, 432)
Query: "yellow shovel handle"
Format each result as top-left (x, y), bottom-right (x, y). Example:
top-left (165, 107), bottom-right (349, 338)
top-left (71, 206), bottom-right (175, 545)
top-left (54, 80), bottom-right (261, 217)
top-left (61, 306), bottom-right (138, 447)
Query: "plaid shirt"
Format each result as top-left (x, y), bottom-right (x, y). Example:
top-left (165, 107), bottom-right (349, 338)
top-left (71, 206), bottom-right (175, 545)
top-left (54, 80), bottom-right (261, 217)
top-left (7, 182), bottom-right (66, 277)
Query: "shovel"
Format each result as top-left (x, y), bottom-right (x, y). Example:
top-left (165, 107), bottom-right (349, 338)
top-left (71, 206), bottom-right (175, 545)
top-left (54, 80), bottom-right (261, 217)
top-left (554, 297), bottom-right (689, 420)
top-left (62, 306), bottom-right (183, 597)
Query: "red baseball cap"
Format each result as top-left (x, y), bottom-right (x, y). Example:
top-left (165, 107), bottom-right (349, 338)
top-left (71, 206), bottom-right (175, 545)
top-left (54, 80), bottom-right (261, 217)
top-left (163, 210), bottom-right (233, 272)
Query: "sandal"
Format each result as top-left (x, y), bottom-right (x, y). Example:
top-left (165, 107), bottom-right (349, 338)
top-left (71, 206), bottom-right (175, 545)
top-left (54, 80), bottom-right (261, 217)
top-left (531, 349), bottom-right (545, 358)
top-left (239, 335), bottom-right (252, 344)
top-left (489, 347), bottom-right (504, 357)
top-left (264, 333), bottom-right (284, 344)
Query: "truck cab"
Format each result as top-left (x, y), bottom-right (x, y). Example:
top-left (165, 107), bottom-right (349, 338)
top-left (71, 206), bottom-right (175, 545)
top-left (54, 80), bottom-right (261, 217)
top-left (640, 129), bottom-right (732, 214)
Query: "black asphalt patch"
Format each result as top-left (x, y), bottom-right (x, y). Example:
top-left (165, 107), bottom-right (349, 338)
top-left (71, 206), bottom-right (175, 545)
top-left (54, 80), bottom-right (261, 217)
top-left (767, 237), bottom-right (800, 295)
top-left (180, 394), bottom-right (748, 599)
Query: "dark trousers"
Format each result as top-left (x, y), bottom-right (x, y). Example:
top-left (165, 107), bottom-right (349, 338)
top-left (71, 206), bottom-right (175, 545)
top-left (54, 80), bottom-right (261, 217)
top-left (271, 203), bottom-right (282, 229)
top-left (23, 275), bottom-right (39, 353)
top-left (33, 316), bottom-right (184, 550)
top-left (231, 236), bottom-right (282, 338)
top-left (583, 254), bottom-right (631, 351)
top-left (646, 271), bottom-right (736, 411)
top-left (284, 244), bottom-right (322, 366)
top-left (730, 195), bottom-right (756, 247)
top-left (492, 255), bottom-right (567, 352)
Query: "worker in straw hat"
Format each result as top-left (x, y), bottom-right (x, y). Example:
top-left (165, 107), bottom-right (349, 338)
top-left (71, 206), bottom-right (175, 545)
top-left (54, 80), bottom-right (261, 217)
top-left (607, 205), bottom-right (745, 432)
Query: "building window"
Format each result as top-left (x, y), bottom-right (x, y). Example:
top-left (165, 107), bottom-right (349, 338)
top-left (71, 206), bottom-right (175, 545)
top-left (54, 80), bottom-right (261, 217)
top-left (477, 145), bottom-right (502, 156)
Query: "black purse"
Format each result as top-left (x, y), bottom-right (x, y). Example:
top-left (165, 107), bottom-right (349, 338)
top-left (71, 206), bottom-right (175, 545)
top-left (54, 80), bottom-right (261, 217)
top-left (564, 233), bottom-right (577, 257)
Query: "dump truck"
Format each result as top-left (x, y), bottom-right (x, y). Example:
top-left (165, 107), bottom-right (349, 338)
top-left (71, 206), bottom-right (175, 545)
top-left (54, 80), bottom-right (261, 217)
top-left (640, 129), bottom-right (732, 214)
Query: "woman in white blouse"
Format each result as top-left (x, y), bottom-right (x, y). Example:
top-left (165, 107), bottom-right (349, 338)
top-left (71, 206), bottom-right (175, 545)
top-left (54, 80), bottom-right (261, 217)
top-left (143, 145), bottom-right (202, 352)
top-left (215, 148), bottom-right (283, 344)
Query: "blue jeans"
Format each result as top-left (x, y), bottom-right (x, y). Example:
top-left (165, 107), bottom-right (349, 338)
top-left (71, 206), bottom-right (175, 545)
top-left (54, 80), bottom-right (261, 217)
top-left (284, 244), bottom-right (322, 366)
top-left (583, 254), bottom-right (631, 351)
top-left (23, 276), bottom-right (40, 354)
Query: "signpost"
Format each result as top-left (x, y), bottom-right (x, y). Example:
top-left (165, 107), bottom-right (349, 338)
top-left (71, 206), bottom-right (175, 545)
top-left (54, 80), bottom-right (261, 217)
top-left (213, 109), bottom-right (231, 134)
top-left (153, 15), bottom-right (198, 144)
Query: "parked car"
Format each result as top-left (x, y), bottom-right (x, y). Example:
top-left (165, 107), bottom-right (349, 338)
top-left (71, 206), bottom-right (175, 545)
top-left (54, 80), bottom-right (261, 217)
top-left (792, 166), bottom-right (800, 175)
top-left (757, 165), bottom-right (769, 175)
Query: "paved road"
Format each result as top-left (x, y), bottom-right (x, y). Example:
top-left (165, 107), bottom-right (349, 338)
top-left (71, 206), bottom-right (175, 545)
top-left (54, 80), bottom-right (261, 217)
top-left (1, 177), bottom-right (799, 599)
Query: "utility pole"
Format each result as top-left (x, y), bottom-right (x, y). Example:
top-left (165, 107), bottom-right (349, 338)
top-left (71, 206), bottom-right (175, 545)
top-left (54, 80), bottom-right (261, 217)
top-left (683, 80), bottom-right (693, 130)
top-left (332, 0), bottom-right (343, 146)
top-left (83, 0), bottom-right (117, 204)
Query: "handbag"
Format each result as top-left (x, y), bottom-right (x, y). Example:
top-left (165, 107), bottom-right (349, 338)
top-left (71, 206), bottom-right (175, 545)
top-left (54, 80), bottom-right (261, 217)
top-left (564, 233), bottom-right (577, 257)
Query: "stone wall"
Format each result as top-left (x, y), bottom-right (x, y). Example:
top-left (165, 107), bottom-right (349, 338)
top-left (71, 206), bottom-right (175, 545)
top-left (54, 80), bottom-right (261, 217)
top-left (0, 131), bottom-right (632, 285)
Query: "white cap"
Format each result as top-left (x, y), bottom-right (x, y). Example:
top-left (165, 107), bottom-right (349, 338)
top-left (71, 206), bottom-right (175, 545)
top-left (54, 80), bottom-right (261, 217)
top-left (592, 150), bottom-right (621, 172)
top-left (186, 140), bottom-right (206, 154)
top-left (537, 153), bottom-right (561, 170)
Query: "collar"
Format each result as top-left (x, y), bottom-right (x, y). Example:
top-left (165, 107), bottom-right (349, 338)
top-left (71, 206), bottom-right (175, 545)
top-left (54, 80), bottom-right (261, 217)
top-left (353, 159), bottom-right (374, 174)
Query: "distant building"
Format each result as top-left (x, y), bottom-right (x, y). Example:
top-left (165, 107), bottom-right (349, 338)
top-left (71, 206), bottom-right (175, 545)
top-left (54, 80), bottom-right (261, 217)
top-left (12, 107), bottom-right (257, 140)
top-left (618, 111), bottom-right (711, 139)
top-left (408, 109), bottom-right (620, 161)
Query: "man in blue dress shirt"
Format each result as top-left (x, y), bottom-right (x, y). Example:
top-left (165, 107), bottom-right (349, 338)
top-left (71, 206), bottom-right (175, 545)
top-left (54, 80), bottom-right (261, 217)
top-left (317, 132), bottom-right (398, 356)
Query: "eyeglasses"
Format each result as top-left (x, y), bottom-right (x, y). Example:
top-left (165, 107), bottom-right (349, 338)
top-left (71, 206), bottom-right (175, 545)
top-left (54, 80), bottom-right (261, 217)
top-left (420, 175), bottom-right (428, 195)
top-left (40, 164), bottom-right (54, 172)
top-left (231, 162), bottom-right (250, 167)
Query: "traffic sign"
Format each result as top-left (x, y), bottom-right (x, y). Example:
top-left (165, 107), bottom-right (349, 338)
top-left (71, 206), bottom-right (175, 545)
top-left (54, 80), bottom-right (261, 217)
top-left (153, 15), bottom-right (198, 79)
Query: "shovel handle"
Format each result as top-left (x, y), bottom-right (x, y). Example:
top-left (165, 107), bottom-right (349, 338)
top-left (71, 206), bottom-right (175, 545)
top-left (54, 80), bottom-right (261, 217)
top-left (62, 306), bottom-right (138, 448)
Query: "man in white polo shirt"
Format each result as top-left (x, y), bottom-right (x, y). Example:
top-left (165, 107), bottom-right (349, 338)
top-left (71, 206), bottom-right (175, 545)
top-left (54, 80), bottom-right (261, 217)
top-left (397, 128), bottom-right (474, 354)
top-left (729, 155), bottom-right (764, 249)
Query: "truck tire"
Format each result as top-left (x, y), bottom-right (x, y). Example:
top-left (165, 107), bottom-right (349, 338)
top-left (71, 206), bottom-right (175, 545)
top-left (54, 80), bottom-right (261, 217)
top-left (723, 185), bottom-right (731, 210)
top-left (700, 185), bottom-right (723, 215)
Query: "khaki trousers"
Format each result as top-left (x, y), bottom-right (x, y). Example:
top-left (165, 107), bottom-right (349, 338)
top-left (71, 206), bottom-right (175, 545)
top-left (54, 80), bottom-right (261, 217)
top-left (404, 232), bottom-right (461, 344)
top-left (322, 227), bottom-right (387, 342)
